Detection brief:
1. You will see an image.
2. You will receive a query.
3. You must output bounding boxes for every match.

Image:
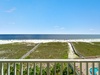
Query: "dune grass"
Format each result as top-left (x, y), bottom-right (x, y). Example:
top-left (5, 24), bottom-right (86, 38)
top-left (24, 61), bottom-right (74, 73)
top-left (93, 42), bottom-right (100, 45)
top-left (26, 42), bottom-right (68, 59)
top-left (72, 42), bottom-right (100, 57)
top-left (0, 42), bottom-right (36, 59)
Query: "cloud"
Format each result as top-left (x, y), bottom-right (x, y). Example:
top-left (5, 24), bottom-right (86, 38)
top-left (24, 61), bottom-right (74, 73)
top-left (54, 25), bottom-right (59, 28)
top-left (89, 28), bottom-right (94, 31)
top-left (11, 22), bottom-right (15, 25)
top-left (60, 27), bottom-right (65, 30)
top-left (5, 7), bottom-right (16, 13)
top-left (54, 25), bottom-right (65, 30)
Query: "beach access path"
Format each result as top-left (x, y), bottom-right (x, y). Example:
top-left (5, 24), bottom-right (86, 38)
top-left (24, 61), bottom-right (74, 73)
top-left (68, 42), bottom-right (86, 75)
top-left (68, 42), bottom-right (78, 59)
top-left (68, 42), bottom-right (99, 75)
top-left (20, 43), bottom-right (41, 59)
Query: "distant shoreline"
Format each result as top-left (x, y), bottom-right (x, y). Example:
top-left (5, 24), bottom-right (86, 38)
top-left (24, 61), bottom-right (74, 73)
top-left (0, 39), bottom-right (100, 44)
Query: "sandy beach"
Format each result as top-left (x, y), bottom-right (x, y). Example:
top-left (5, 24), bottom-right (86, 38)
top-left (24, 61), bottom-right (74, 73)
top-left (0, 40), bottom-right (67, 44)
top-left (0, 39), bottom-right (100, 44)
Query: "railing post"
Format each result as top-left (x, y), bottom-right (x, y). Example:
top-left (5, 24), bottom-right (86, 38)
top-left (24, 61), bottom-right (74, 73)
top-left (40, 63), bottom-right (42, 75)
top-left (34, 63), bottom-right (36, 75)
top-left (0, 62), bottom-right (1, 75)
top-left (54, 63), bottom-right (56, 75)
top-left (14, 63), bottom-right (16, 75)
top-left (20, 63), bottom-right (23, 75)
top-left (27, 63), bottom-right (30, 75)
top-left (60, 63), bottom-right (63, 75)
top-left (7, 63), bottom-right (10, 75)
top-left (67, 62), bottom-right (69, 75)
top-left (92, 62), bottom-right (94, 75)
top-left (99, 62), bottom-right (100, 75)
top-left (0, 63), bottom-right (3, 75)
top-left (73, 62), bottom-right (76, 75)
top-left (86, 62), bottom-right (88, 75)
top-left (47, 63), bottom-right (50, 75)
top-left (80, 62), bottom-right (82, 75)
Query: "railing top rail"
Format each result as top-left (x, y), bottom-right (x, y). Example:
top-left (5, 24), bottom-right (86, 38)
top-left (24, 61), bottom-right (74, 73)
top-left (0, 59), bottom-right (100, 63)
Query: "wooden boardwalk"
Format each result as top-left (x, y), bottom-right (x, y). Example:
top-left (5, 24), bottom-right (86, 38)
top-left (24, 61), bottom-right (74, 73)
top-left (20, 43), bottom-right (41, 59)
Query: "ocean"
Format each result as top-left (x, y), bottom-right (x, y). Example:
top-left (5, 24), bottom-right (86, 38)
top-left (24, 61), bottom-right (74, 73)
top-left (0, 34), bottom-right (100, 40)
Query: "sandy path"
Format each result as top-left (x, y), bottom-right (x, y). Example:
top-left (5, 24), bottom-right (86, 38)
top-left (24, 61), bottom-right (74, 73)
top-left (68, 42), bottom-right (78, 59)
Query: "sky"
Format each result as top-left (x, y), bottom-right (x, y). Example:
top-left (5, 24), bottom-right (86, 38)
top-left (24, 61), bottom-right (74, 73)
top-left (0, 0), bottom-right (100, 34)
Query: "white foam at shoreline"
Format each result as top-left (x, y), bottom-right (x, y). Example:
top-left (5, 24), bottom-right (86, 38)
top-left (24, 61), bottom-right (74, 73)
top-left (0, 39), bottom-right (100, 44)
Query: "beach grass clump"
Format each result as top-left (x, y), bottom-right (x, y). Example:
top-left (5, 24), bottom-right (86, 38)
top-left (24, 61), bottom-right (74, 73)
top-left (72, 42), bottom-right (100, 57)
top-left (93, 42), bottom-right (100, 45)
top-left (0, 42), bottom-right (36, 59)
top-left (26, 42), bottom-right (68, 59)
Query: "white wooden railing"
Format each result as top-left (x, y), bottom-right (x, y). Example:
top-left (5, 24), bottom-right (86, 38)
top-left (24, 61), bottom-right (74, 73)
top-left (0, 59), bottom-right (100, 75)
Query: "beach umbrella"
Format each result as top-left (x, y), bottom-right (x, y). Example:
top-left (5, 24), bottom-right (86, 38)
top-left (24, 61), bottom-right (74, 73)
top-left (90, 67), bottom-right (99, 75)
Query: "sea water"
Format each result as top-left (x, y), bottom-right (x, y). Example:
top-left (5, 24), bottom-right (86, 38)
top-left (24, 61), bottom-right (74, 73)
top-left (0, 34), bottom-right (100, 40)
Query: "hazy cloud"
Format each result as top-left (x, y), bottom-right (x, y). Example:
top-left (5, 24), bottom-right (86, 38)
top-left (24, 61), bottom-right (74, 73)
top-left (8, 22), bottom-right (15, 25)
top-left (60, 27), bottom-right (65, 30)
top-left (89, 28), bottom-right (94, 31)
top-left (54, 26), bottom-right (65, 30)
top-left (5, 7), bottom-right (16, 13)
top-left (54, 25), bottom-right (59, 28)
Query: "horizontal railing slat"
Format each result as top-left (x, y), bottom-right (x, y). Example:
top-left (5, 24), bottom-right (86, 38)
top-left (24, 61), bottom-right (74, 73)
top-left (0, 59), bottom-right (100, 62)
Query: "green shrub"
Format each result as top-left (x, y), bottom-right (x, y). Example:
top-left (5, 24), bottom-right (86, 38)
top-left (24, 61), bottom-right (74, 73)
top-left (4, 63), bottom-right (73, 75)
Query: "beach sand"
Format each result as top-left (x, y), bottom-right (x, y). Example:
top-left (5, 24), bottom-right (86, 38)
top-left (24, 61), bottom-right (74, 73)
top-left (0, 39), bottom-right (100, 44)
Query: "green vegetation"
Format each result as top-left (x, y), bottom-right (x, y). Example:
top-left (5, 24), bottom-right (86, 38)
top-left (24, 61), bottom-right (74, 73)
top-left (4, 63), bottom-right (73, 75)
top-left (72, 42), bottom-right (100, 57)
top-left (0, 42), bottom-right (68, 59)
top-left (26, 42), bottom-right (68, 59)
top-left (0, 42), bottom-right (73, 75)
top-left (0, 42), bottom-right (36, 59)
top-left (93, 42), bottom-right (100, 45)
